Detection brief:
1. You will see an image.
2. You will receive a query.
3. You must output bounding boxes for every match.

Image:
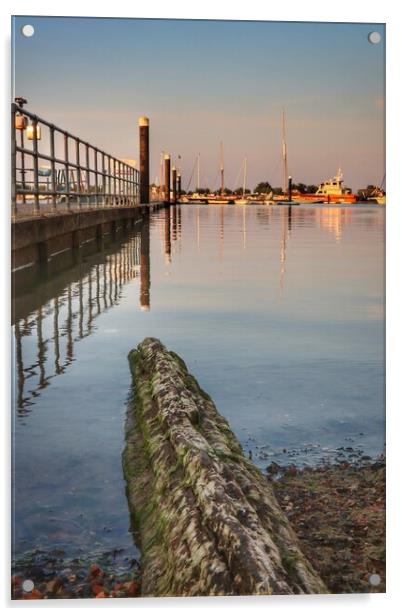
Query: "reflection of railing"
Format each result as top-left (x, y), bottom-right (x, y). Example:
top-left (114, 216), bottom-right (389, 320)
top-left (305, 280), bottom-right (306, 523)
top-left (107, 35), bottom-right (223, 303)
top-left (12, 103), bottom-right (140, 218)
top-left (13, 234), bottom-right (144, 416)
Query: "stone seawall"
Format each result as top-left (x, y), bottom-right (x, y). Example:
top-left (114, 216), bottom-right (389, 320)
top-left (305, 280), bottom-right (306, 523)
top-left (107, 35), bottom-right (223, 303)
top-left (123, 338), bottom-right (327, 597)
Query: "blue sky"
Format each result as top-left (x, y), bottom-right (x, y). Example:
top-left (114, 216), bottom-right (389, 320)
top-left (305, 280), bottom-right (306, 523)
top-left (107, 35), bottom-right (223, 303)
top-left (13, 17), bottom-right (385, 190)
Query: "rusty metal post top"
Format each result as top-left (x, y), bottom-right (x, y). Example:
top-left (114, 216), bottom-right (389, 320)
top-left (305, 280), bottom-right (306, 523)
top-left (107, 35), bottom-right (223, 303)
top-left (164, 153), bottom-right (170, 160)
top-left (138, 117), bottom-right (149, 127)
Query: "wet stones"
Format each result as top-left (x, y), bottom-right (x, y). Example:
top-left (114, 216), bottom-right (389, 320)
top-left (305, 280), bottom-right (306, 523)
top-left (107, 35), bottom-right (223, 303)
top-left (123, 338), bottom-right (328, 597)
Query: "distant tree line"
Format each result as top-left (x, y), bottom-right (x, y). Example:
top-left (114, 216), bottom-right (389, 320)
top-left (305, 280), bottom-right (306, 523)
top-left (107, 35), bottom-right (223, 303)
top-left (166, 181), bottom-right (322, 195)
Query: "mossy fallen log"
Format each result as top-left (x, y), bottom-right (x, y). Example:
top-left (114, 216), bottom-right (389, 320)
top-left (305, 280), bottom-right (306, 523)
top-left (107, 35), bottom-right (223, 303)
top-left (122, 337), bottom-right (328, 597)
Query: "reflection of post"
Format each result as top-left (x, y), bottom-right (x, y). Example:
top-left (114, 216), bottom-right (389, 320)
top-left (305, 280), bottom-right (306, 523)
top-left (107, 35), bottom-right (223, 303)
top-left (96, 264), bottom-right (101, 314)
top-left (140, 210), bottom-right (151, 311)
top-left (54, 297), bottom-right (61, 374)
top-left (78, 279), bottom-right (84, 338)
top-left (14, 321), bottom-right (25, 412)
top-left (164, 206), bottom-right (171, 263)
top-left (177, 204), bottom-right (182, 240)
top-left (172, 205), bottom-right (177, 241)
top-left (66, 284), bottom-right (74, 362)
top-left (37, 306), bottom-right (46, 388)
top-left (109, 257), bottom-right (113, 305)
top-left (114, 252), bottom-right (118, 301)
top-left (87, 269), bottom-right (93, 333)
top-left (103, 262), bottom-right (108, 308)
top-left (119, 251), bottom-right (123, 290)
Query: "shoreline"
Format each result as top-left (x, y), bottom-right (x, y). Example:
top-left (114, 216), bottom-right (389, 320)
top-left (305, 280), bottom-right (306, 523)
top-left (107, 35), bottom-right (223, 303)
top-left (11, 456), bottom-right (385, 599)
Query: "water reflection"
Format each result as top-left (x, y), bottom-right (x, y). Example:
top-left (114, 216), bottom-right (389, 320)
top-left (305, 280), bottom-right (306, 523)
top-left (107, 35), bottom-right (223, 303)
top-left (13, 217), bottom-right (150, 416)
top-left (11, 202), bottom-right (384, 569)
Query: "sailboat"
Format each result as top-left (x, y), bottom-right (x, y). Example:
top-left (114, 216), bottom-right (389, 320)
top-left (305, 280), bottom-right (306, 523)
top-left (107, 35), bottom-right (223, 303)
top-left (273, 109), bottom-right (301, 205)
top-left (235, 158), bottom-right (248, 204)
top-left (208, 142), bottom-right (235, 204)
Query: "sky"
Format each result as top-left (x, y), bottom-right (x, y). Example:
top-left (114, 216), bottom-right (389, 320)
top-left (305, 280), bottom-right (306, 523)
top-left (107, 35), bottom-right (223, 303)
top-left (12, 17), bottom-right (385, 191)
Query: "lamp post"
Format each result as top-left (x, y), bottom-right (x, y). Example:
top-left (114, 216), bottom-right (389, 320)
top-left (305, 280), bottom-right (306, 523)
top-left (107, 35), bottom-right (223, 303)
top-left (13, 97), bottom-right (28, 210)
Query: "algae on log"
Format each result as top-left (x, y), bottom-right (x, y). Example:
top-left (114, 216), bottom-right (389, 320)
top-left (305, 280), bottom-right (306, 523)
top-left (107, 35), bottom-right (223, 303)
top-left (122, 338), bottom-right (327, 597)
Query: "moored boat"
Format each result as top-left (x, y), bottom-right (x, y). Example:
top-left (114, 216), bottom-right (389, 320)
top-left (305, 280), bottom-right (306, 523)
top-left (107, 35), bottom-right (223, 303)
top-left (299, 169), bottom-right (357, 203)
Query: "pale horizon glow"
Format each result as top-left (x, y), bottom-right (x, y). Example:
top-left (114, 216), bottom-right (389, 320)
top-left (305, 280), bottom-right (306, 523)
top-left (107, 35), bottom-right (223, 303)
top-left (13, 17), bottom-right (385, 191)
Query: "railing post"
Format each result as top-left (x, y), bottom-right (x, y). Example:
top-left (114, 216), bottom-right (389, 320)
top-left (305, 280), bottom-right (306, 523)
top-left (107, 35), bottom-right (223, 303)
top-left (138, 117), bottom-right (150, 204)
top-left (107, 156), bottom-right (111, 206)
top-left (64, 132), bottom-right (70, 211)
top-left (94, 148), bottom-right (99, 208)
top-left (85, 143), bottom-right (90, 208)
top-left (50, 125), bottom-right (56, 213)
top-left (118, 160), bottom-right (122, 206)
top-left (33, 117), bottom-right (40, 216)
top-left (113, 159), bottom-right (117, 206)
top-left (164, 154), bottom-right (171, 205)
top-left (76, 138), bottom-right (81, 210)
top-left (11, 104), bottom-right (17, 218)
top-left (102, 152), bottom-right (106, 207)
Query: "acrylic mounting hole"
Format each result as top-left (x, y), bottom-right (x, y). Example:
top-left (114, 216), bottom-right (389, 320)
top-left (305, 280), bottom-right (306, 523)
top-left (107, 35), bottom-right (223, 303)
top-left (368, 31), bottom-right (381, 44)
top-left (369, 573), bottom-right (381, 586)
top-left (21, 24), bottom-right (35, 38)
top-left (22, 579), bottom-right (35, 592)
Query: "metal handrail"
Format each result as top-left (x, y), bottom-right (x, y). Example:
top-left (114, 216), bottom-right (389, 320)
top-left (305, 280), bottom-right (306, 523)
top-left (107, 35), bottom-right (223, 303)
top-left (12, 103), bottom-right (140, 218)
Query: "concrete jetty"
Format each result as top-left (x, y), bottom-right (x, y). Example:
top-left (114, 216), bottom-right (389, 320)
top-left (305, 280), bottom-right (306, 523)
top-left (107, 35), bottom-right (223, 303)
top-left (123, 338), bottom-right (327, 597)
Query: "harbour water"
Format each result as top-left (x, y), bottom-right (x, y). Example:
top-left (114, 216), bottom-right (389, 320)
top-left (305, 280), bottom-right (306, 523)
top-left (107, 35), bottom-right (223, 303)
top-left (12, 203), bottom-right (385, 569)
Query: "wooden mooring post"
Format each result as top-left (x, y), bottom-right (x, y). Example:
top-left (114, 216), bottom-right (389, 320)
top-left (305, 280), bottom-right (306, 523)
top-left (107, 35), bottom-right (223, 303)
top-left (139, 117), bottom-right (150, 205)
top-left (164, 154), bottom-right (171, 205)
top-left (172, 166), bottom-right (177, 205)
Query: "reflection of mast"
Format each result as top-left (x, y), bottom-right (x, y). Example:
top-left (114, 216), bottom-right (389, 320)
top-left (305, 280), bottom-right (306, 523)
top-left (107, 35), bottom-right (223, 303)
top-left (242, 157), bottom-right (247, 197)
top-left (279, 206), bottom-right (292, 295)
top-left (282, 109), bottom-right (288, 194)
top-left (243, 204), bottom-right (246, 249)
top-left (140, 210), bottom-right (151, 311)
top-left (197, 205), bottom-right (200, 250)
top-left (220, 141), bottom-right (225, 195)
top-left (219, 205), bottom-right (224, 260)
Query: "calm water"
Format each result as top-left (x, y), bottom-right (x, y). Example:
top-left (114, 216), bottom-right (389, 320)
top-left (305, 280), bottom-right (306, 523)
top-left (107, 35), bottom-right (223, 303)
top-left (12, 203), bottom-right (385, 566)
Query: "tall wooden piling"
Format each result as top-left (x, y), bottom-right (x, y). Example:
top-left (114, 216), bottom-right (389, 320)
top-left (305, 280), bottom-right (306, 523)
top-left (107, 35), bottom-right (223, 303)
top-left (139, 117), bottom-right (150, 204)
top-left (177, 172), bottom-right (181, 202)
top-left (164, 154), bottom-right (171, 205)
top-left (288, 176), bottom-right (292, 202)
top-left (172, 167), bottom-right (177, 205)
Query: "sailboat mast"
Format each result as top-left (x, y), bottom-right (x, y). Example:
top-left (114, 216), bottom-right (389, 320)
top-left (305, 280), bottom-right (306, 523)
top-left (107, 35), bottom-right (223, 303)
top-left (282, 109), bottom-right (288, 194)
top-left (220, 141), bottom-right (225, 196)
top-left (243, 157), bottom-right (247, 197)
top-left (197, 153), bottom-right (200, 191)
